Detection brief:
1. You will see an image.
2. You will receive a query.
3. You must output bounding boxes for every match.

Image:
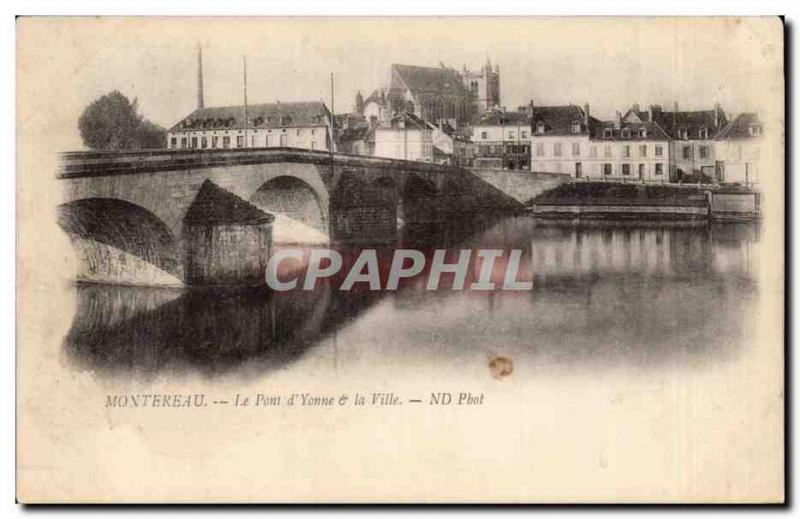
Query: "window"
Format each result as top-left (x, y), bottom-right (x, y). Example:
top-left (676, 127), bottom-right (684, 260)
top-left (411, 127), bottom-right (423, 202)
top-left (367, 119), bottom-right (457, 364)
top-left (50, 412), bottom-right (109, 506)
top-left (590, 146), bottom-right (597, 158)
top-left (623, 145), bottom-right (631, 158)
top-left (638, 164), bottom-right (645, 178)
top-left (201, 136), bottom-right (208, 149)
top-left (508, 131), bottom-right (515, 140)
top-left (180, 137), bottom-right (188, 148)
top-left (604, 145), bottom-right (612, 158)
top-left (575, 162), bottom-right (582, 178)
top-left (211, 136), bottom-right (218, 148)
top-left (311, 129), bottom-right (316, 136)
top-left (536, 143), bottom-right (545, 157)
top-left (750, 125), bottom-right (762, 136)
top-left (481, 131), bottom-right (488, 139)
top-left (266, 135), bottom-right (272, 146)
top-left (655, 145), bottom-right (663, 157)
top-left (683, 145), bottom-right (691, 159)
top-left (222, 136), bottom-right (230, 148)
top-left (553, 143), bottom-right (562, 157)
top-left (655, 163), bottom-right (664, 175)
top-left (536, 122), bottom-right (545, 135)
top-left (603, 163), bottom-right (612, 176)
top-left (297, 129), bottom-right (302, 136)
top-left (311, 142), bottom-right (316, 150)
top-left (621, 128), bottom-right (631, 138)
top-left (639, 145), bottom-right (647, 157)
top-left (170, 137), bottom-right (177, 148)
top-left (679, 129), bottom-right (688, 139)
top-left (699, 145), bottom-right (709, 159)
top-left (571, 121), bottom-right (581, 134)
top-left (521, 131), bottom-right (528, 139)
top-left (236, 135), bottom-right (245, 147)
top-left (622, 164), bottom-right (631, 176)
top-left (191, 137), bottom-right (198, 149)
top-left (280, 134), bottom-right (288, 146)
top-left (638, 129), bottom-right (647, 138)
top-left (699, 127), bottom-right (708, 139)
top-left (603, 128), bottom-right (613, 138)
top-left (572, 142), bottom-right (580, 156)
top-left (251, 136), bottom-right (256, 147)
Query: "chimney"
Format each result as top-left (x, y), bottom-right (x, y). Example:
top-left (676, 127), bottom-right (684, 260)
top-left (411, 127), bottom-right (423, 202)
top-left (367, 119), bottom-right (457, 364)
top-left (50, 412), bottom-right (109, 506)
top-left (583, 103), bottom-right (590, 125)
top-left (714, 102), bottom-right (721, 128)
top-left (632, 103), bottom-right (640, 113)
top-left (196, 44), bottom-right (205, 110)
top-left (647, 105), bottom-right (653, 122)
top-left (614, 111), bottom-right (622, 129)
top-left (673, 101), bottom-right (678, 125)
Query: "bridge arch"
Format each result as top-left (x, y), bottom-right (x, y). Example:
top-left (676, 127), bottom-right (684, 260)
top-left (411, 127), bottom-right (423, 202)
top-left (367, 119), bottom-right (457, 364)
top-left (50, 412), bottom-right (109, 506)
top-left (57, 198), bottom-right (182, 286)
top-left (249, 176), bottom-right (328, 233)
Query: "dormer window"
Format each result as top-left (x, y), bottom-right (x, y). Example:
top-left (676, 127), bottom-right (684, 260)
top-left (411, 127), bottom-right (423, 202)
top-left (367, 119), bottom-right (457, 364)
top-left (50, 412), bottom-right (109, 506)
top-left (621, 128), bottom-right (631, 138)
top-left (678, 129), bottom-right (688, 139)
top-left (536, 121), bottom-right (546, 135)
top-left (638, 128), bottom-right (647, 138)
top-left (750, 125), bottom-right (762, 136)
top-left (699, 127), bottom-right (708, 139)
top-left (571, 121), bottom-right (581, 134)
top-left (603, 128), bottom-right (613, 138)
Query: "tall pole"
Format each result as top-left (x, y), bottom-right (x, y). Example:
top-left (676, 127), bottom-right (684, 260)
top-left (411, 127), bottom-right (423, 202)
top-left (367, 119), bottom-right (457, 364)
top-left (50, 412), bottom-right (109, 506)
top-left (330, 72), bottom-right (335, 176)
top-left (243, 55), bottom-right (248, 148)
top-left (196, 43), bottom-right (204, 110)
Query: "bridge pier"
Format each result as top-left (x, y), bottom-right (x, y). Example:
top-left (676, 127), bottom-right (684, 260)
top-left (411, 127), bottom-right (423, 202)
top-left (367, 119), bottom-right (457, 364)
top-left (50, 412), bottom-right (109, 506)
top-left (182, 180), bottom-right (275, 287)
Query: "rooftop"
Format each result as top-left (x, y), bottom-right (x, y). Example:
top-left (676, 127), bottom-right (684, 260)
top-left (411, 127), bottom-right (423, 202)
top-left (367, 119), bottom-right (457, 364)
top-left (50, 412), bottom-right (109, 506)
top-left (170, 101), bottom-right (330, 133)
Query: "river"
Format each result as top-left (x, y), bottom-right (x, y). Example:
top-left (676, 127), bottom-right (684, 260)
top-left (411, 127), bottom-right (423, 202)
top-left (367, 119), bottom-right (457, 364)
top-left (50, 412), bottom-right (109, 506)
top-left (63, 216), bottom-right (761, 381)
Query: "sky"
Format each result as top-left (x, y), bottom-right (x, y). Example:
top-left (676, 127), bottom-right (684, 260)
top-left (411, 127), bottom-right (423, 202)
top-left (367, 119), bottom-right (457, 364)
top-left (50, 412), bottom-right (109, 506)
top-left (17, 17), bottom-right (784, 150)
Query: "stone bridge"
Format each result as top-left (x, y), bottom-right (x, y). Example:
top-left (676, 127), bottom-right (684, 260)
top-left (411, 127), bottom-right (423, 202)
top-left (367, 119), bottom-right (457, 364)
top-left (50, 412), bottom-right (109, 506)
top-left (58, 147), bottom-right (568, 286)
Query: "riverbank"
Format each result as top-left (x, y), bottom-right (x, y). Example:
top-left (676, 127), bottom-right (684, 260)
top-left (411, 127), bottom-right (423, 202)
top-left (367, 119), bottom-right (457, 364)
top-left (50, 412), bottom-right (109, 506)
top-left (527, 181), bottom-right (761, 221)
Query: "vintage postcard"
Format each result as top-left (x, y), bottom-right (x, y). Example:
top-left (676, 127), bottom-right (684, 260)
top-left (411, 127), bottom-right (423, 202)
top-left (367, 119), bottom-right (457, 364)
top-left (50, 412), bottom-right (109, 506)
top-left (16, 16), bottom-right (784, 503)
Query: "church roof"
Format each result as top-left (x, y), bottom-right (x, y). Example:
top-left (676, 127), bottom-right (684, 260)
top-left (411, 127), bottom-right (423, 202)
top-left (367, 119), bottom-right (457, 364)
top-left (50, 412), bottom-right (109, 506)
top-left (714, 113), bottom-right (763, 140)
top-left (390, 64), bottom-right (471, 97)
top-left (170, 101), bottom-right (330, 132)
top-left (183, 180), bottom-right (274, 226)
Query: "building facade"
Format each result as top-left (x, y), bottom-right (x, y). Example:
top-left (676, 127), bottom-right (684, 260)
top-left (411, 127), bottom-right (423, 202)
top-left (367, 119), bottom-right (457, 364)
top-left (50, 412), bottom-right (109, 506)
top-left (584, 119), bottom-right (672, 181)
top-left (373, 112), bottom-right (434, 162)
top-left (529, 105), bottom-right (593, 175)
top-left (471, 109), bottom-right (531, 170)
top-left (623, 103), bottom-right (728, 182)
top-left (713, 113), bottom-right (764, 185)
top-left (167, 101), bottom-right (333, 152)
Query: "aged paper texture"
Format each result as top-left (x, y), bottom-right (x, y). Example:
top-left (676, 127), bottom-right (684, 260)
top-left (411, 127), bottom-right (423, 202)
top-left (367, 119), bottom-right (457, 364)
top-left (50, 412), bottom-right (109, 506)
top-left (17, 16), bottom-right (784, 503)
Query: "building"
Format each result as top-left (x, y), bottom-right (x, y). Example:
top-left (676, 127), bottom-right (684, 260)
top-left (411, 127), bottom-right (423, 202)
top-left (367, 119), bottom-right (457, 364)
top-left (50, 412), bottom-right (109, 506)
top-left (585, 116), bottom-right (672, 181)
top-left (713, 113), bottom-right (764, 186)
top-left (529, 104), bottom-right (594, 176)
top-left (373, 112), bottom-right (433, 162)
top-left (623, 103), bottom-right (728, 182)
top-left (166, 101), bottom-right (334, 151)
top-left (471, 107), bottom-right (532, 170)
top-left (529, 104), bottom-right (672, 181)
top-left (167, 47), bottom-right (333, 152)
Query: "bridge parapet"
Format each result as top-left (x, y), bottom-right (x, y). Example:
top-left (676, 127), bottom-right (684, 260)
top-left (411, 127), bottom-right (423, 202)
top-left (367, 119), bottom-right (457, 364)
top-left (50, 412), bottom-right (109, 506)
top-left (58, 147), bottom-right (473, 179)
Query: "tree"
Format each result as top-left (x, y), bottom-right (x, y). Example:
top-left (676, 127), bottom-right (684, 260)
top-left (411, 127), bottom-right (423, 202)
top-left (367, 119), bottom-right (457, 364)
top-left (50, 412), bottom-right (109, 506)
top-left (78, 90), bottom-right (166, 150)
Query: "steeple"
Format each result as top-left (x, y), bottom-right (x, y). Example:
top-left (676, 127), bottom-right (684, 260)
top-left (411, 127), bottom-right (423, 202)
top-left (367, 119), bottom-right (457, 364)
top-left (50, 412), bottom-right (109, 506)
top-left (196, 44), bottom-right (204, 110)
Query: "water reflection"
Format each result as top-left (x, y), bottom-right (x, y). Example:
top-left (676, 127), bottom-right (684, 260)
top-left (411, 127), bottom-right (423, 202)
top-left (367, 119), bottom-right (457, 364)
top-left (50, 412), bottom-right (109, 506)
top-left (64, 217), bottom-right (760, 378)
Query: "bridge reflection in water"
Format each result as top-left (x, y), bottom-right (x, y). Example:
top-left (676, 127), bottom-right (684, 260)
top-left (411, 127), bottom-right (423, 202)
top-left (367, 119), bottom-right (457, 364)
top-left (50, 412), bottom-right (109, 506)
top-left (64, 217), bottom-right (760, 379)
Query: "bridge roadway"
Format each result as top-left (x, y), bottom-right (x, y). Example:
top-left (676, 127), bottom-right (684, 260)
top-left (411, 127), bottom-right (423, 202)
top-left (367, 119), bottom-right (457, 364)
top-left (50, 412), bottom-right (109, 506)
top-left (57, 147), bottom-right (564, 286)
